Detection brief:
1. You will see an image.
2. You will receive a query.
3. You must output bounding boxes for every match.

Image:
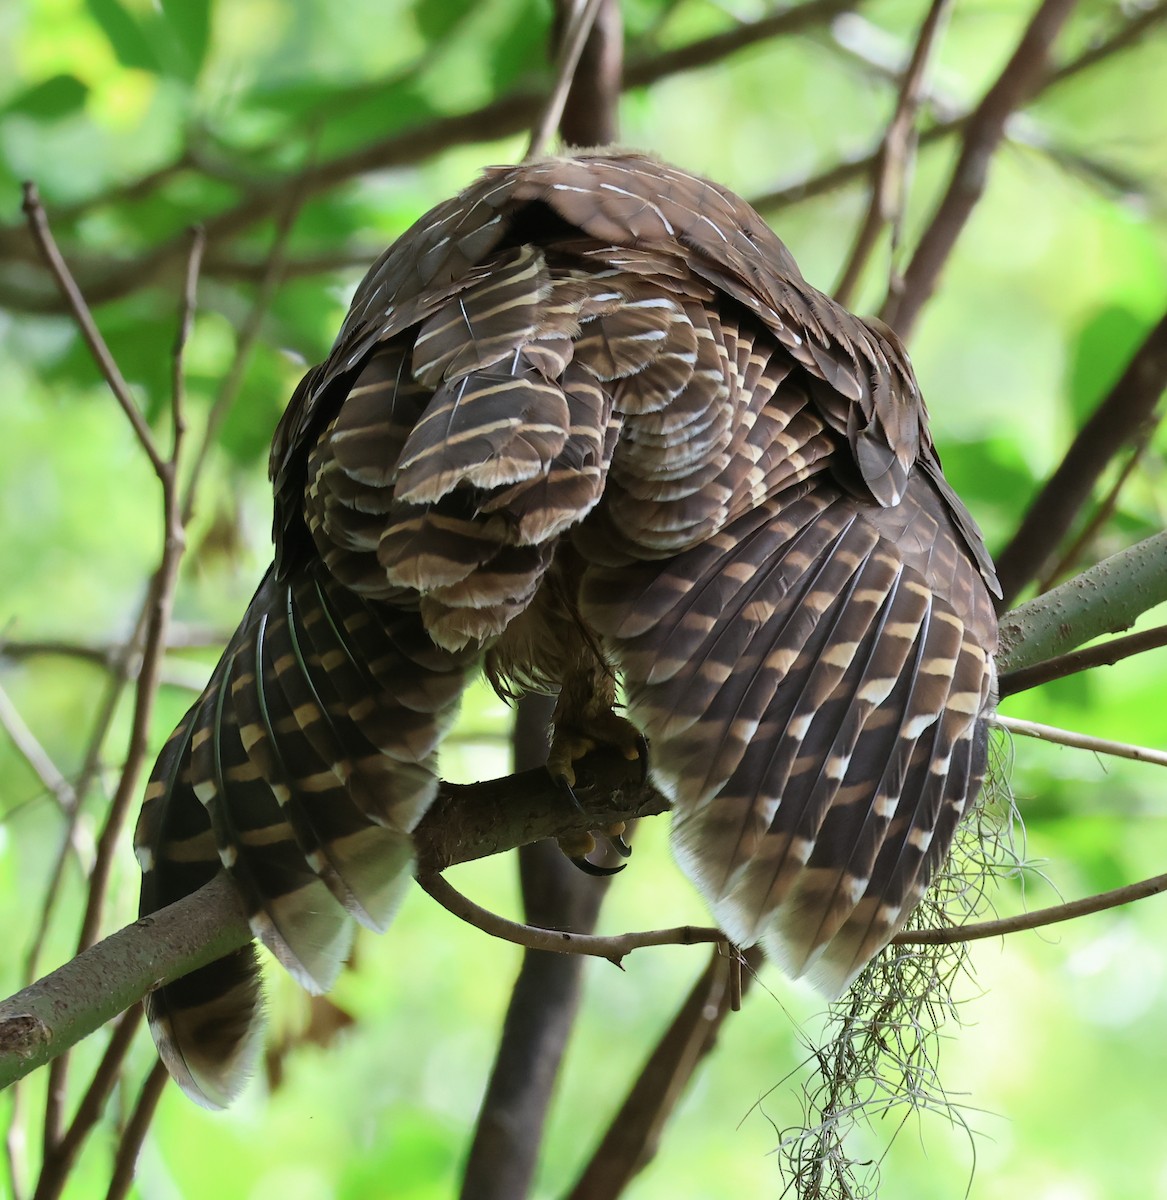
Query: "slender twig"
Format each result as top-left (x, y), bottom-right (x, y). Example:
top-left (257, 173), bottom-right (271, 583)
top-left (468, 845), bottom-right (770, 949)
top-left (0, 683), bottom-right (77, 818)
top-left (419, 873), bottom-right (722, 965)
top-left (179, 185), bottom-right (307, 526)
top-left (990, 713), bottom-right (1167, 769)
top-left (995, 311), bottom-right (1167, 608)
top-left (21, 616), bottom-right (144, 991)
top-left (1035, 432), bottom-right (1157, 594)
top-left (0, 629), bottom-right (232, 666)
top-left (20, 184), bottom-right (165, 475)
top-left (37, 225), bottom-right (201, 1157)
top-left (999, 623), bottom-right (1167, 698)
top-left (32, 1010), bottom-right (143, 1200)
top-left (833, 0), bottom-right (952, 307)
top-left (527, 0), bottom-right (606, 159)
top-left (879, 0), bottom-right (1080, 339)
top-left (103, 1062), bottom-right (168, 1200)
top-left (895, 869), bottom-right (1167, 946)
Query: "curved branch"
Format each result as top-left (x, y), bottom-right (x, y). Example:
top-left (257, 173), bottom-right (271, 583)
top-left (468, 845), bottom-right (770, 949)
top-left (419, 873), bottom-right (723, 965)
top-left (0, 751), bottom-right (664, 1090)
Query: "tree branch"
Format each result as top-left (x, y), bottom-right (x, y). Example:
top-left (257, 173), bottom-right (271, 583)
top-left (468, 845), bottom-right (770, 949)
top-left (419, 874), bottom-right (722, 965)
top-left (833, 0), bottom-right (952, 308)
top-left (997, 532), bottom-right (1167, 672)
top-left (894, 869), bottom-right (1167, 946)
top-left (0, 753), bottom-right (664, 1091)
top-left (995, 310), bottom-right (1167, 608)
top-left (991, 714), bottom-right (1167, 769)
top-left (998, 623), bottom-right (1167, 697)
top-left (879, 0), bottom-right (1080, 339)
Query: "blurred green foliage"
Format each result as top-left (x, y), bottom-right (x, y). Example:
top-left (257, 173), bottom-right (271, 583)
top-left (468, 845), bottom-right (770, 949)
top-left (1, 1), bottom-right (1167, 1197)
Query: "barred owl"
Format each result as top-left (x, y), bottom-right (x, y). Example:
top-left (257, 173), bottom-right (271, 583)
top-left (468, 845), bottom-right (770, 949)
top-left (135, 152), bottom-right (999, 1107)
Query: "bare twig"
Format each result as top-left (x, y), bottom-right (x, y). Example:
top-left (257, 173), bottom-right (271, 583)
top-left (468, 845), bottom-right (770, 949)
top-left (419, 873), bottom-right (722, 965)
top-left (999, 623), bottom-right (1167, 698)
top-left (0, 683), bottom-right (77, 819)
top-left (995, 310), bottom-right (1167, 608)
top-left (1035, 431), bottom-right (1157, 593)
top-left (879, 0), bottom-right (1080, 339)
top-left (36, 224), bottom-right (201, 1156)
top-left (566, 945), bottom-right (762, 1200)
top-left (527, 0), bottom-right (606, 159)
top-left (103, 1062), bottom-right (168, 1200)
top-left (833, 0), bottom-right (952, 307)
top-left (179, 185), bottom-right (307, 526)
top-left (895, 870), bottom-right (1167, 946)
top-left (991, 713), bottom-right (1167, 769)
top-left (20, 184), bottom-right (165, 475)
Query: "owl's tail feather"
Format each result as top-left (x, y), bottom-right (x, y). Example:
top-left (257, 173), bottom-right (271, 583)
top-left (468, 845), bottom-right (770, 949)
top-left (135, 567), bottom-right (472, 1107)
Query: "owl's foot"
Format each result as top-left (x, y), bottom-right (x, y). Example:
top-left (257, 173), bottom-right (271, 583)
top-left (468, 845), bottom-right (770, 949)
top-left (549, 710), bottom-right (646, 876)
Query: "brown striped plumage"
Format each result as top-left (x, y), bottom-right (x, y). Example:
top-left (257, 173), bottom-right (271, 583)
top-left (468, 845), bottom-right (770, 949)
top-left (135, 152), bottom-right (999, 1107)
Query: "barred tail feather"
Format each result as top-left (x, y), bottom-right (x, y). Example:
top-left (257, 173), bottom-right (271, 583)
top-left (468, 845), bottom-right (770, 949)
top-left (135, 568), bottom-right (472, 1107)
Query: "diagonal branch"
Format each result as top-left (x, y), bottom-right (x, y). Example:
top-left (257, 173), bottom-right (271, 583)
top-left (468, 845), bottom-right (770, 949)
top-left (895, 868), bottom-right (1167, 946)
top-left (997, 531), bottom-right (1167, 672)
top-left (20, 184), bottom-right (164, 476)
top-left (879, 0), bottom-right (1081, 340)
top-left (0, 755), bottom-right (664, 1092)
top-left (991, 714), bottom-right (1167, 769)
top-left (995, 310), bottom-right (1167, 608)
top-left (833, 0), bottom-right (952, 307)
top-left (998, 623), bottom-right (1167, 697)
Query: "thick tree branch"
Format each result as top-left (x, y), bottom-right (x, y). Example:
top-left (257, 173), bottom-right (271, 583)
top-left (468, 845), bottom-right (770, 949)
top-left (995, 310), bottom-right (1167, 608)
top-left (997, 532), bottom-right (1167, 672)
top-left (0, 754), bottom-right (663, 1091)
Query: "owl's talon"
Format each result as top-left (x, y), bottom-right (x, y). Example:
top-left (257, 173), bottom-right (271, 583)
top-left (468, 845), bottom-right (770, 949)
top-left (570, 855), bottom-right (626, 878)
top-left (607, 832), bottom-right (633, 858)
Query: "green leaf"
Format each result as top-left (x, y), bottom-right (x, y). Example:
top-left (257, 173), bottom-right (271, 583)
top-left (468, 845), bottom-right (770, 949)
top-left (3, 74), bottom-right (89, 119)
top-left (1067, 306), bottom-right (1149, 426)
top-left (85, 0), bottom-right (162, 72)
top-left (415, 0), bottom-right (476, 42)
top-left (160, 0), bottom-right (213, 82)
